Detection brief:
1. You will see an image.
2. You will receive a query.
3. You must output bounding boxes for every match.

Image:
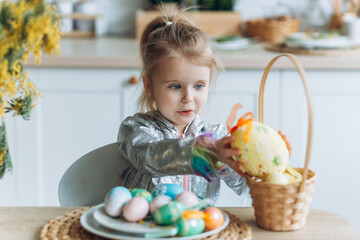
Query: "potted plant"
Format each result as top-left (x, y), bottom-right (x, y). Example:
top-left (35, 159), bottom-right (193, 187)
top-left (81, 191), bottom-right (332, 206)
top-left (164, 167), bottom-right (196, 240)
top-left (149, 0), bottom-right (236, 11)
top-left (197, 0), bottom-right (236, 11)
top-left (0, 0), bottom-right (61, 178)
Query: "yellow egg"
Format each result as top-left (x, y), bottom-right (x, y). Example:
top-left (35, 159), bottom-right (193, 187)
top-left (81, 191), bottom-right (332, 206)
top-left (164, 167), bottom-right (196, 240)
top-left (231, 121), bottom-right (289, 178)
top-left (265, 172), bottom-right (289, 185)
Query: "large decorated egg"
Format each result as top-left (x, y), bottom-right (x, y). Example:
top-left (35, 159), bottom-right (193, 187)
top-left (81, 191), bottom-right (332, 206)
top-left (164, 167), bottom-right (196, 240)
top-left (130, 188), bottom-right (153, 203)
top-left (104, 186), bottom-right (132, 217)
top-left (231, 112), bottom-right (289, 178)
top-left (152, 184), bottom-right (185, 200)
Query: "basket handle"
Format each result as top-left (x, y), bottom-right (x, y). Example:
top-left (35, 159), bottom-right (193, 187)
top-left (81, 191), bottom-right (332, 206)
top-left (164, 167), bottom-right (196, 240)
top-left (258, 54), bottom-right (313, 193)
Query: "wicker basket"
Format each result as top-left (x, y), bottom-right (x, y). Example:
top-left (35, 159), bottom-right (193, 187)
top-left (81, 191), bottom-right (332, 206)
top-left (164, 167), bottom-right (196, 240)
top-left (245, 54), bottom-right (316, 231)
top-left (246, 16), bottom-right (300, 43)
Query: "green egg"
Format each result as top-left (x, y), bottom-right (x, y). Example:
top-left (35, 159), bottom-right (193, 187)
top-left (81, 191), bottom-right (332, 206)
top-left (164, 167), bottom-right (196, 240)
top-left (177, 218), bottom-right (205, 236)
top-left (131, 188), bottom-right (153, 203)
top-left (154, 201), bottom-right (185, 225)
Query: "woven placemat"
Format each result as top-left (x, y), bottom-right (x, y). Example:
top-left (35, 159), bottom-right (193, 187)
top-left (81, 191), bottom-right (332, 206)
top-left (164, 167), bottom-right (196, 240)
top-left (40, 208), bottom-right (252, 240)
top-left (265, 43), bottom-right (360, 56)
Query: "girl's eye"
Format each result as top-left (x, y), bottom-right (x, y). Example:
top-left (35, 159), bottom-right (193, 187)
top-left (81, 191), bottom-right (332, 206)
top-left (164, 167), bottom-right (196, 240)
top-left (169, 84), bottom-right (181, 90)
top-left (194, 84), bottom-right (204, 89)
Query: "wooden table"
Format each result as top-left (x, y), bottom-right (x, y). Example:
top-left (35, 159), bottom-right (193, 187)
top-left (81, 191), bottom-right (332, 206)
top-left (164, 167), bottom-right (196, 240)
top-left (0, 207), bottom-right (359, 240)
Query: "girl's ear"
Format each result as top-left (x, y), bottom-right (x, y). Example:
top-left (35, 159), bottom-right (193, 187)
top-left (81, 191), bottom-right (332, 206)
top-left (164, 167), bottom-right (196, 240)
top-left (143, 76), bottom-right (151, 92)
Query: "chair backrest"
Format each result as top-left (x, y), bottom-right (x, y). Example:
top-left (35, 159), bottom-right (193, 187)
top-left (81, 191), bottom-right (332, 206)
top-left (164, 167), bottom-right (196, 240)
top-left (58, 142), bottom-right (123, 206)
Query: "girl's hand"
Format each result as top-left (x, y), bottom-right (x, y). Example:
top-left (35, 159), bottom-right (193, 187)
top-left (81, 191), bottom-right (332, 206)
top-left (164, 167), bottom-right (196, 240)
top-left (215, 136), bottom-right (245, 177)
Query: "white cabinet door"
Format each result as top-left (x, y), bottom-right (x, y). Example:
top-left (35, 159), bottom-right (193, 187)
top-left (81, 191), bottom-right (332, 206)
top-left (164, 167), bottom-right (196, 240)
top-left (202, 69), bottom-right (281, 207)
top-left (282, 70), bottom-right (360, 230)
top-left (1, 68), bottom-right (140, 206)
top-left (122, 74), bottom-right (142, 119)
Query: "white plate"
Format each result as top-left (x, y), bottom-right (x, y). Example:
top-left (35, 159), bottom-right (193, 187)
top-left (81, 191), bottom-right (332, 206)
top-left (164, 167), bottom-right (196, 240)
top-left (285, 32), bottom-right (358, 49)
top-left (80, 204), bottom-right (230, 240)
top-left (212, 38), bottom-right (250, 50)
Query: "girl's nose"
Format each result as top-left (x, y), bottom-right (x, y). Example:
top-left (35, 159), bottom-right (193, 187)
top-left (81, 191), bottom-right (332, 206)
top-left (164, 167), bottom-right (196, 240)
top-left (181, 89), bottom-right (193, 103)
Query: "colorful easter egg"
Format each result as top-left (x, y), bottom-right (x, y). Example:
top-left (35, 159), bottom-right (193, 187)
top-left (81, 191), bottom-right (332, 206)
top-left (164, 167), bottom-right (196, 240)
top-left (175, 191), bottom-right (199, 208)
top-left (123, 196), bottom-right (149, 222)
top-left (152, 184), bottom-right (185, 200)
top-left (231, 120), bottom-right (289, 178)
top-left (149, 195), bottom-right (172, 215)
top-left (265, 172), bottom-right (289, 185)
top-left (104, 186), bottom-right (131, 217)
top-left (154, 201), bottom-right (185, 225)
top-left (177, 218), bottom-right (205, 236)
top-left (131, 188), bottom-right (153, 203)
top-left (203, 207), bottom-right (224, 230)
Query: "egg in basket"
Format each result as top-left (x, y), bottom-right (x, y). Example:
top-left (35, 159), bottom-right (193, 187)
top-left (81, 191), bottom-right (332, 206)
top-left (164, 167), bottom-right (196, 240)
top-left (227, 103), bottom-right (302, 185)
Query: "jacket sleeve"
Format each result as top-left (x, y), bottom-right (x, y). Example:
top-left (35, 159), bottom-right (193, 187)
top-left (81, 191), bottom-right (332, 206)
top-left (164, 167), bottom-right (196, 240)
top-left (118, 115), bottom-right (196, 177)
top-left (212, 123), bottom-right (248, 196)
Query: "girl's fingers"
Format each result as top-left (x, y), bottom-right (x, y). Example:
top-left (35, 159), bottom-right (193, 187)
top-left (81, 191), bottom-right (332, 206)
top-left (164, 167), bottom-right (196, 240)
top-left (216, 136), bottom-right (234, 148)
top-left (217, 137), bottom-right (240, 154)
top-left (217, 143), bottom-right (241, 157)
top-left (218, 148), bottom-right (241, 159)
top-left (222, 157), bottom-right (245, 176)
top-left (232, 148), bottom-right (241, 156)
top-left (219, 148), bottom-right (234, 157)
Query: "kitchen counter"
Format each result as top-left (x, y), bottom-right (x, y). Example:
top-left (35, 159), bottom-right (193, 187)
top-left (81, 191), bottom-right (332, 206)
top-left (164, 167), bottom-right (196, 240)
top-left (1, 207), bottom-right (359, 240)
top-left (25, 37), bottom-right (360, 70)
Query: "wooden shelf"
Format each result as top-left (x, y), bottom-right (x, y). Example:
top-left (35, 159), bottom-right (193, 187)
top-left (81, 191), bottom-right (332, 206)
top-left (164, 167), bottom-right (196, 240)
top-left (136, 10), bottom-right (242, 38)
top-left (60, 13), bottom-right (102, 20)
top-left (60, 13), bottom-right (102, 38)
top-left (62, 30), bottom-right (95, 38)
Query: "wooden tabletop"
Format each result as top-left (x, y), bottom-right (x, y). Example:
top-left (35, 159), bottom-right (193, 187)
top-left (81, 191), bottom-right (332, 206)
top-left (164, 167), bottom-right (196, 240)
top-left (0, 207), bottom-right (359, 240)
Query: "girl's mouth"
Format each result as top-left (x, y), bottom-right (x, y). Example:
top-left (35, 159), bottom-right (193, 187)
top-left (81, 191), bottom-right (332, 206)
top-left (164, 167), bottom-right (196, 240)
top-left (178, 110), bottom-right (193, 116)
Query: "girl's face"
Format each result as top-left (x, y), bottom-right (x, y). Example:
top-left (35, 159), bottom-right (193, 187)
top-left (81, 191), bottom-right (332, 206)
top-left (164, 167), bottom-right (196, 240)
top-left (146, 58), bottom-right (210, 134)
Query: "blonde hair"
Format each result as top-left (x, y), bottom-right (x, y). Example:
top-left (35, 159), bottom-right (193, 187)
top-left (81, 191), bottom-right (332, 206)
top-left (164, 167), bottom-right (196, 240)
top-left (138, 7), bottom-right (220, 112)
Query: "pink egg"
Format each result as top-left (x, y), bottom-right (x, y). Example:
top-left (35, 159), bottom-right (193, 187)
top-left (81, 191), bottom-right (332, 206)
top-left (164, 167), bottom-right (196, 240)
top-left (149, 195), bottom-right (172, 214)
top-left (175, 191), bottom-right (199, 208)
top-left (123, 197), bottom-right (149, 222)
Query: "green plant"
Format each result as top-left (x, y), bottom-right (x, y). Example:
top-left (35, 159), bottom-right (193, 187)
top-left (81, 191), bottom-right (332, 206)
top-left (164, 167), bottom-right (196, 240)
top-left (149, 0), bottom-right (236, 11)
top-left (197, 0), bottom-right (236, 11)
top-left (0, 0), bottom-right (61, 179)
top-left (150, 0), bottom-right (181, 6)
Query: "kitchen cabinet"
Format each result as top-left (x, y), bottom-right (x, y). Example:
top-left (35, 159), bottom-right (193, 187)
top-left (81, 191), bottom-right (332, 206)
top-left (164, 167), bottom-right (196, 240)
top-left (1, 65), bottom-right (359, 231)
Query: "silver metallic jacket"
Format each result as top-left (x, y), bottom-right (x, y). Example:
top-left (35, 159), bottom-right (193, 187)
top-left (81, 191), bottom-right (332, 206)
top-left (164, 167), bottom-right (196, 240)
top-left (117, 111), bottom-right (247, 205)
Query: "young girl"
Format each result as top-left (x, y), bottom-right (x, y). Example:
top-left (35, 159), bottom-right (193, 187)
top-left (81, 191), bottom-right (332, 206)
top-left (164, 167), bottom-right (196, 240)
top-left (117, 9), bottom-right (247, 205)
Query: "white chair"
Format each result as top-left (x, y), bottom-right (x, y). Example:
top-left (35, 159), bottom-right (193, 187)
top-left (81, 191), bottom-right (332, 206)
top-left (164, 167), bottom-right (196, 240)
top-left (58, 142), bottom-right (123, 206)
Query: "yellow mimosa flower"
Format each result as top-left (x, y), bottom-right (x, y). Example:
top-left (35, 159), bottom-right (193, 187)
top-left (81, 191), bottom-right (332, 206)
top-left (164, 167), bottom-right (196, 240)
top-left (0, 0), bottom-right (61, 178)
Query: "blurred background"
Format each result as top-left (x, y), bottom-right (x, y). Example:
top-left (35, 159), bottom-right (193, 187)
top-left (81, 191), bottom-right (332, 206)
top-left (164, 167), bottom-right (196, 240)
top-left (1, 0), bottom-right (360, 232)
